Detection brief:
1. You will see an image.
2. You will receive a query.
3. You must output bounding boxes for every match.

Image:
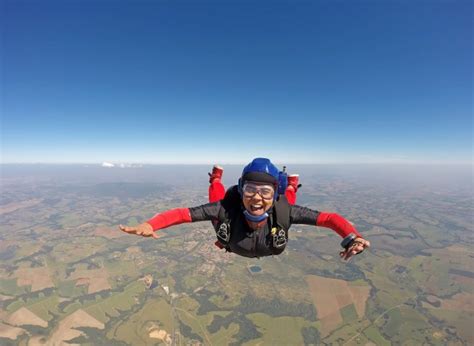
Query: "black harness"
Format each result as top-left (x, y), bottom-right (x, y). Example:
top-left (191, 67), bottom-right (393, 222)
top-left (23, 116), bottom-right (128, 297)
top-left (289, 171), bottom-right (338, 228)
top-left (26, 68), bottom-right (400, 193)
top-left (214, 186), bottom-right (291, 256)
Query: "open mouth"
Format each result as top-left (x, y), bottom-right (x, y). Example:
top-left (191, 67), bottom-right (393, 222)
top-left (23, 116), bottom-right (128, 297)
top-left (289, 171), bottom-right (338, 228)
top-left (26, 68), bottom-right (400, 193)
top-left (249, 204), bottom-right (264, 213)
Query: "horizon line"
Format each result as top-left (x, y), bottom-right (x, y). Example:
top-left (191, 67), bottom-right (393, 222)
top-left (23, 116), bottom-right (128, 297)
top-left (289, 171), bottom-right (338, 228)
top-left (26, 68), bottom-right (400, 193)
top-left (1, 161), bottom-right (473, 166)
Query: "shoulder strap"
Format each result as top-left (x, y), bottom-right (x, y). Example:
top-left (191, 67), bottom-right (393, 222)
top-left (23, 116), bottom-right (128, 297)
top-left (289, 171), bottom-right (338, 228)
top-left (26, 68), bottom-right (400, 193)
top-left (217, 185), bottom-right (240, 222)
top-left (215, 185), bottom-right (241, 247)
top-left (268, 195), bottom-right (291, 255)
top-left (273, 195), bottom-right (291, 231)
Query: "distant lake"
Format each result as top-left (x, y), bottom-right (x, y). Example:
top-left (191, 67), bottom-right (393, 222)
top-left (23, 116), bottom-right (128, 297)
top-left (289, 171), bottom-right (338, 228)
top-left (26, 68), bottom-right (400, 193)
top-left (249, 265), bottom-right (262, 273)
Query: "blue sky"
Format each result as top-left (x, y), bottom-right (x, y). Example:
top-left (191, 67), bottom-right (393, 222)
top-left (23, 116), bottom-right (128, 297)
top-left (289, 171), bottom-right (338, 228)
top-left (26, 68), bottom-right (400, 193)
top-left (2, 0), bottom-right (472, 164)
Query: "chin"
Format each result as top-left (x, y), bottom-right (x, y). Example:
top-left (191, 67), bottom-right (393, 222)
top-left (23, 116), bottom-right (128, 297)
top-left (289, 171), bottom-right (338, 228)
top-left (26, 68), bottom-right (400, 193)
top-left (246, 208), bottom-right (266, 217)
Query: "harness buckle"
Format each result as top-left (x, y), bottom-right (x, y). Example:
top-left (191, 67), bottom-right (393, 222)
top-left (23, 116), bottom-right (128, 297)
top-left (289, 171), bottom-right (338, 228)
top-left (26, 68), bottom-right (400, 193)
top-left (217, 223), bottom-right (231, 243)
top-left (273, 229), bottom-right (287, 248)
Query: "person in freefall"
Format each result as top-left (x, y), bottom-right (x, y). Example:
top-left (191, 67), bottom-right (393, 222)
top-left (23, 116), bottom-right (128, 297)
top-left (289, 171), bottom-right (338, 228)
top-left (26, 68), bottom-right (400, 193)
top-left (119, 158), bottom-right (370, 260)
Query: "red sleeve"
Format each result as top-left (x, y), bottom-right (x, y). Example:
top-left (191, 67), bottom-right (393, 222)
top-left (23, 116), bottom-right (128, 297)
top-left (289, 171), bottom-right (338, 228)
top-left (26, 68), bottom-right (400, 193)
top-left (146, 208), bottom-right (192, 231)
top-left (316, 212), bottom-right (362, 238)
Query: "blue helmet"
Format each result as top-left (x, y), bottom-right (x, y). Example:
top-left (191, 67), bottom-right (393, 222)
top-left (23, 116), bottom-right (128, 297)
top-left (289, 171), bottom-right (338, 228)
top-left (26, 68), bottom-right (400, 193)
top-left (238, 158), bottom-right (287, 198)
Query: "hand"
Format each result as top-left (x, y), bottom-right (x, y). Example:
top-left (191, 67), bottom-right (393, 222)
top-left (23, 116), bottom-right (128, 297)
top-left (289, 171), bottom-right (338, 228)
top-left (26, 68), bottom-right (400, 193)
top-left (119, 223), bottom-right (158, 239)
top-left (340, 237), bottom-right (370, 261)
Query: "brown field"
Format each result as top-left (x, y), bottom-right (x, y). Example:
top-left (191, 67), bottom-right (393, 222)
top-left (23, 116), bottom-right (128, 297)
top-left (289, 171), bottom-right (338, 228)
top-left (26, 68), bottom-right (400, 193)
top-left (0, 240), bottom-right (17, 252)
top-left (46, 309), bottom-right (104, 345)
top-left (14, 267), bottom-right (55, 292)
top-left (7, 307), bottom-right (48, 327)
top-left (452, 274), bottom-right (474, 287)
top-left (69, 268), bottom-right (111, 294)
top-left (435, 245), bottom-right (470, 253)
top-left (0, 321), bottom-right (26, 340)
top-left (335, 293), bottom-right (352, 307)
top-left (126, 246), bottom-right (141, 254)
top-left (350, 286), bottom-right (371, 317)
top-left (94, 226), bottom-right (125, 239)
top-left (0, 199), bottom-right (42, 215)
top-left (321, 311), bottom-right (343, 335)
top-left (440, 292), bottom-right (474, 312)
top-left (306, 275), bottom-right (370, 336)
top-left (428, 246), bottom-right (473, 271)
top-left (0, 294), bottom-right (14, 301)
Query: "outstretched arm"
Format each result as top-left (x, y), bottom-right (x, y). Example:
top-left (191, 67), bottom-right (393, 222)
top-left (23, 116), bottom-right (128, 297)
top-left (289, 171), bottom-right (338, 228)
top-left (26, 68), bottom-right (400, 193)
top-left (119, 202), bottom-right (221, 238)
top-left (316, 212), bottom-right (361, 238)
top-left (119, 208), bottom-right (192, 238)
top-left (147, 208), bottom-right (192, 230)
top-left (316, 212), bottom-right (370, 260)
top-left (290, 206), bottom-right (370, 260)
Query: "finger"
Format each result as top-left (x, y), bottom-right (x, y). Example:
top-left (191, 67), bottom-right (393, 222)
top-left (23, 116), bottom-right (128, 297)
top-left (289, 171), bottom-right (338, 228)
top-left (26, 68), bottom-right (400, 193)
top-left (122, 227), bottom-right (138, 234)
top-left (351, 240), bottom-right (367, 251)
top-left (354, 238), bottom-right (370, 249)
top-left (152, 232), bottom-right (159, 239)
top-left (347, 249), bottom-right (355, 259)
top-left (119, 225), bottom-right (131, 232)
top-left (342, 250), bottom-right (351, 261)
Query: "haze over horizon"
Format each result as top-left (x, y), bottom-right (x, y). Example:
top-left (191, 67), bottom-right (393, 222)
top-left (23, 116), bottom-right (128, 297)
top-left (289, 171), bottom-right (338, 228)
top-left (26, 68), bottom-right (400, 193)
top-left (2, 0), bottom-right (472, 164)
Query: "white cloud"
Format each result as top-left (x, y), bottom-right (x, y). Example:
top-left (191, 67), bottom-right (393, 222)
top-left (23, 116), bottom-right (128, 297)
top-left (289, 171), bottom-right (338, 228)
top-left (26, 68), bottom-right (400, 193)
top-left (101, 162), bottom-right (115, 168)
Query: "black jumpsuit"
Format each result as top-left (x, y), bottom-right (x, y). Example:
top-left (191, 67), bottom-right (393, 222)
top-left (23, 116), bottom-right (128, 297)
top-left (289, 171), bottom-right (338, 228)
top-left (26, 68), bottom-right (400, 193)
top-left (189, 199), bottom-right (319, 258)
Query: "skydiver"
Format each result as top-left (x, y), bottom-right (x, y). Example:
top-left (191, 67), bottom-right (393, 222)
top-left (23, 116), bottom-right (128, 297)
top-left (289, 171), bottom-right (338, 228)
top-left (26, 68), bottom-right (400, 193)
top-left (119, 158), bottom-right (370, 260)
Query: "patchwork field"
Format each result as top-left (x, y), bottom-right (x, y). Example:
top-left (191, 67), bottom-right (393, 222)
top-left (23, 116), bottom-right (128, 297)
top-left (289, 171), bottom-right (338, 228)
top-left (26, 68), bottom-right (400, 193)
top-left (306, 275), bottom-right (370, 336)
top-left (68, 268), bottom-right (111, 294)
top-left (47, 309), bottom-right (105, 345)
top-left (0, 199), bottom-right (43, 215)
top-left (14, 267), bottom-right (55, 292)
top-left (108, 298), bottom-right (174, 345)
top-left (1, 165), bottom-right (472, 345)
top-left (7, 307), bottom-right (48, 327)
top-left (0, 321), bottom-right (25, 340)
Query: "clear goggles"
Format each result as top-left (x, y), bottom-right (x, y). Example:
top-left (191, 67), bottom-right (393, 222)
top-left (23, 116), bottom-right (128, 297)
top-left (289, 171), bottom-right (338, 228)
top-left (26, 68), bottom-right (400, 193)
top-left (242, 182), bottom-right (275, 200)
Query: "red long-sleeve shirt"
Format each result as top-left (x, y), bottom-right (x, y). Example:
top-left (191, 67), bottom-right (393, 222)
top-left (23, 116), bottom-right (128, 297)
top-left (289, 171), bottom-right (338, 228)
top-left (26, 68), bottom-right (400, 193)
top-left (147, 205), bottom-right (361, 239)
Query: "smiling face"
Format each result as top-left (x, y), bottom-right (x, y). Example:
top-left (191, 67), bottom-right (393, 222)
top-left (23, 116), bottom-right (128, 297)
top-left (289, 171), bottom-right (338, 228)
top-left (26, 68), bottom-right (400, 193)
top-left (241, 182), bottom-right (275, 216)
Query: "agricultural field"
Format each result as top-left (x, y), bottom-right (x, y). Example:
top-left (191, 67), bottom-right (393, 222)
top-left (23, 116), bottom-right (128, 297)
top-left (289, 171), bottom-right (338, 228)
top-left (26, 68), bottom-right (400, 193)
top-left (0, 164), bottom-right (472, 345)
